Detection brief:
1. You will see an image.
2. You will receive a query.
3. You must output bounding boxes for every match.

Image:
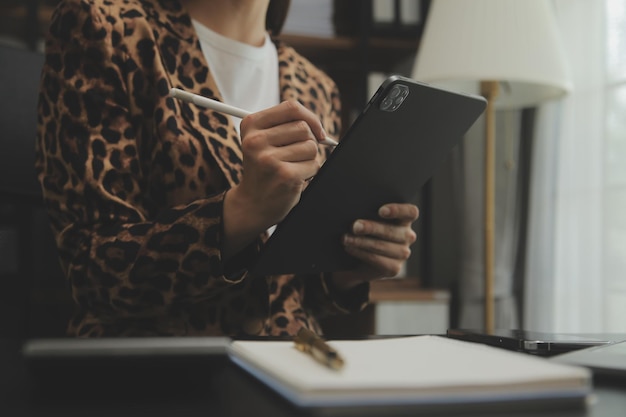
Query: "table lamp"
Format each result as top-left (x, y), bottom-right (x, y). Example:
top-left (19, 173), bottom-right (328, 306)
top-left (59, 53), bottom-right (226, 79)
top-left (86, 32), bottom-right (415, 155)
top-left (412, 0), bottom-right (571, 332)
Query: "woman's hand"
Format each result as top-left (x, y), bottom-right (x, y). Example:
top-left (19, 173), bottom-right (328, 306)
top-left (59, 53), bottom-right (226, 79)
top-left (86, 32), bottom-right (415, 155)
top-left (331, 203), bottom-right (420, 290)
top-left (222, 100), bottom-right (327, 259)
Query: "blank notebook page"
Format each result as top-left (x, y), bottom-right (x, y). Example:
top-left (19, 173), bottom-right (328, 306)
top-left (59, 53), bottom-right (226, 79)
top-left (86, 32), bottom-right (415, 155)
top-left (229, 335), bottom-right (590, 400)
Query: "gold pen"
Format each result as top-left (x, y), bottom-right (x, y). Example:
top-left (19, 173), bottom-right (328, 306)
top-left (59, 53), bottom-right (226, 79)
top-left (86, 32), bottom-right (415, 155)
top-left (294, 327), bottom-right (345, 370)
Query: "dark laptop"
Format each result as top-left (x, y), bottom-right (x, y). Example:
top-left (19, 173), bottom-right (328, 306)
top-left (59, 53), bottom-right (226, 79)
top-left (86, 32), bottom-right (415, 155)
top-left (551, 340), bottom-right (626, 378)
top-left (22, 336), bottom-right (229, 359)
top-left (447, 329), bottom-right (613, 356)
top-left (21, 337), bottom-right (232, 396)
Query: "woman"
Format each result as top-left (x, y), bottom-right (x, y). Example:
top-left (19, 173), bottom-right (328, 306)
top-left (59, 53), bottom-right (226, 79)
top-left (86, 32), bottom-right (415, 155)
top-left (35, 0), bottom-right (419, 337)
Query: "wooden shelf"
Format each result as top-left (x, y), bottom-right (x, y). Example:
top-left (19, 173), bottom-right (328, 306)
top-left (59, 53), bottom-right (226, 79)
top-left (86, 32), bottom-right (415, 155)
top-left (278, 33), bottom-right (419, 51)
top-left (0, 3), bottom-right (55, 48)
top-left (277, 33), bottom-right (419, 73)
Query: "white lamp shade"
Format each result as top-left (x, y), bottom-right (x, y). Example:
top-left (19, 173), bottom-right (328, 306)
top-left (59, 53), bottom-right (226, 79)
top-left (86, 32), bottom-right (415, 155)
top-left (413, 0), bottom-right (572, 109)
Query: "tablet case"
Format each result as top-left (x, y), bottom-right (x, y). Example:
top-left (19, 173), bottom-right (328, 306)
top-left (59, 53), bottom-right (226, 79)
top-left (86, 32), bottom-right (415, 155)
top-left (252, 76), bottom-right (486, 275)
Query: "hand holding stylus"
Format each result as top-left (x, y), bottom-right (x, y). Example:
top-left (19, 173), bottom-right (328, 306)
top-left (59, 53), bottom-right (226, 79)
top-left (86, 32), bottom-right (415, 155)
top-left (169, 88), bottom-right (338, 146)
top-left (170, 88), bottom-right (335, 258)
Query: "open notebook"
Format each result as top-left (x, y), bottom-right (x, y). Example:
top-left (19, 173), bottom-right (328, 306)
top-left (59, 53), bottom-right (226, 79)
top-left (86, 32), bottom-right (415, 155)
top-left (229, 335), bottom-right (591, 413)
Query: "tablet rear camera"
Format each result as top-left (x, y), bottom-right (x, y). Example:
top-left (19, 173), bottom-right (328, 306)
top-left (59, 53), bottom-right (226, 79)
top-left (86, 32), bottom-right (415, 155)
top-left (380, 84), bottom-right (409, 112)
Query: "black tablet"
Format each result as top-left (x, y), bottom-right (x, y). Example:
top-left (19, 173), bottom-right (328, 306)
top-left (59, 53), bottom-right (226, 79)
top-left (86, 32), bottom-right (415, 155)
top-left (252, 76), bottom-right (486, 275)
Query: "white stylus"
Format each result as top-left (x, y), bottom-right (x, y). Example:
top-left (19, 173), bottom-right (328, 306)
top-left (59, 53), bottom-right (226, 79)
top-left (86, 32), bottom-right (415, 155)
top-left (169, 88), bottom-right (339, 147)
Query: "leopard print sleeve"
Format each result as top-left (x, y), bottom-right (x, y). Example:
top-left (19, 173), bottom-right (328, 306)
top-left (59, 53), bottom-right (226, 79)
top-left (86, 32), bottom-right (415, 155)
top-left (36, 0), bottom-right (255, 322)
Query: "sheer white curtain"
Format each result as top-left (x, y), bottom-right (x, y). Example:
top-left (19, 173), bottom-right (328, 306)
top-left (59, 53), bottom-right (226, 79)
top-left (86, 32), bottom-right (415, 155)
top-left (525, 0), bottom-right (626, 333)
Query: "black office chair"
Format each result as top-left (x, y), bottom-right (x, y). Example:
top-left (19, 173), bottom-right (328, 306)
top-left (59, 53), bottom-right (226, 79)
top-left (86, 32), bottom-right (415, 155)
top-left (0, 44), bottom-right (71, 339)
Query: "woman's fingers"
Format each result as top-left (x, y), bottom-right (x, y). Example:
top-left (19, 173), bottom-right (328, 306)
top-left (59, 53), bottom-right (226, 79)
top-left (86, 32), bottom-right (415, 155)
top-left (377, 203), bottom-right (420, 224)
top-left (343, 233), bottom-right (412, 259)
top-left (241, 100), bottom-right (327, 145)
top-left (343, 244), bottom-right (408, 278)
top-left (349, 219), bottom-right (417, 245)
top-left (234, 100), bottom-right (332, 228)
top-left (341, 203), bottom-right (419, 278)
top-left (346, 203), bottom-right (419, 245)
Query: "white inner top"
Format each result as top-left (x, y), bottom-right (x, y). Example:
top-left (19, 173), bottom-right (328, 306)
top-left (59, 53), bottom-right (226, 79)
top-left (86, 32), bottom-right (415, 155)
top-left (192, 19), bottom-right (280, 135)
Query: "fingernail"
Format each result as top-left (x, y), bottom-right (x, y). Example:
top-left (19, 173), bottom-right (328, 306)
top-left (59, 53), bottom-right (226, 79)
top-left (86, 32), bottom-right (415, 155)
top-left (353, 221), bottom-right (364, 233)
top-left (319, 128), bottom-right (327, 141)
top-left (379, 206), bottom-right (390, 217)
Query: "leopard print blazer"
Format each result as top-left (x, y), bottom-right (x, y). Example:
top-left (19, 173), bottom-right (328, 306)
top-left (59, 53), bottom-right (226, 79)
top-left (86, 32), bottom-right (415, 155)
top-left (35, 0), bottom-right (369, 337)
